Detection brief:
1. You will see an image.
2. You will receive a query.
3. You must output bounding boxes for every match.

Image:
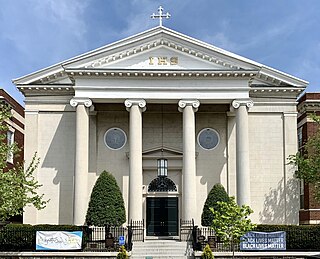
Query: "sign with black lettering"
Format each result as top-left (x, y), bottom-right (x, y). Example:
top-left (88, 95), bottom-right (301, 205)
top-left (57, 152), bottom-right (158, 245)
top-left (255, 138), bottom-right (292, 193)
top-left (240, 231), bottom-right (286, 251)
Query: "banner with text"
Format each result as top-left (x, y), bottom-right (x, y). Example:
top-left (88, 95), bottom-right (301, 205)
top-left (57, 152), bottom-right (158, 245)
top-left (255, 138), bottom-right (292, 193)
top-left (240, 231), bottom-right (286, 251)
top-left (36, 231), bottom-right (83, 250)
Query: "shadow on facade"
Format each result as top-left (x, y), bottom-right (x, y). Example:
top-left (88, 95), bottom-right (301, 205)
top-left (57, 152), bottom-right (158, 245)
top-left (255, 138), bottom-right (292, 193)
top-left (259, 178), bottom-right (299, 224)
top-left (41, 109), bottom-right (76, 224)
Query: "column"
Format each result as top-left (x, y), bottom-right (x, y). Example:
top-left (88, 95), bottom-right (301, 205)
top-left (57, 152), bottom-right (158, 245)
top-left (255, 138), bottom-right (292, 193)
top-left (179, 100), bottom-right (200, 220)
top-left (232, 99), bottom-right (253, 206)
top-left (70, 98), bottom-right (93, 225)
top-left (125, 99), bottom-right (146, 222)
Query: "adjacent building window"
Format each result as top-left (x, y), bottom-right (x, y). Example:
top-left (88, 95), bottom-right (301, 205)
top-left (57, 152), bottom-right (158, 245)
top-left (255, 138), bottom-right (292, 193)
top-left (197, 128), bottom-right (220, 150)
top-left (104, 128), bottom-right (127, 150)
top-left (300, 180), bottom-right (304, 209)
top-left (297, 127), bottom-right (303, 149)
top-left (7, 130), bottom-right (14, 163)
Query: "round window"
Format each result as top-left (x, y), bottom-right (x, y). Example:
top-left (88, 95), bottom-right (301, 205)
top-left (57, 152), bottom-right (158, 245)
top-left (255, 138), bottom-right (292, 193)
top-left (104, 128), bottom-right (127, 150)
top-left (197, 128), bottom-right (220, 150)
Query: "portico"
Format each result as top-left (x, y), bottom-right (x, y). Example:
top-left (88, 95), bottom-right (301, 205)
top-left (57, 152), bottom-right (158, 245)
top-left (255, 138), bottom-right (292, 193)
top-left (14, 25), bottom-right (307, 229)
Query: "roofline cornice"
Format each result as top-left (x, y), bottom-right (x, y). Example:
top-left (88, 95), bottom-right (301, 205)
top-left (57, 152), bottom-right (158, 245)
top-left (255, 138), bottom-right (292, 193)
top-left (65, 68), bottom-right (258, 79)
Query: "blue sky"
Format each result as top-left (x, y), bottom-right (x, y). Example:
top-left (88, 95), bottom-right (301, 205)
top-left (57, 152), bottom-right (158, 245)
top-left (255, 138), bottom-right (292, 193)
top-left (1, 0), bottom-right (319, 105)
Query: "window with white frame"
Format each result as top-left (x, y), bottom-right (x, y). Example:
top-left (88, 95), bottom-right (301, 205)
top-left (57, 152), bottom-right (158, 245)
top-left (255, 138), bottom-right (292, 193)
top-left (7, 130), bottom-right (14, 163)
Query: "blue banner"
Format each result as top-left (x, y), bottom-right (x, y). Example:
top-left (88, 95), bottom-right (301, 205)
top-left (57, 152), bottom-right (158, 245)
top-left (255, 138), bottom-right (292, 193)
top-left (240, 231), bottom-right (286, 251)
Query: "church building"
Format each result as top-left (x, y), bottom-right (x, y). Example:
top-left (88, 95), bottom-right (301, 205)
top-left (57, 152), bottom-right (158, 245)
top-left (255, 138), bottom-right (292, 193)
top-left (14, 22), bottom-right (308, 234)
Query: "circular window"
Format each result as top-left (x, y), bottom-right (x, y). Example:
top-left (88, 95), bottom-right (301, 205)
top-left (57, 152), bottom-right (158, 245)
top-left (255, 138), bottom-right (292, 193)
top-left (104, 128), bottom-right (127, 150)
top-left (197, 128), bottom-right (220, 150)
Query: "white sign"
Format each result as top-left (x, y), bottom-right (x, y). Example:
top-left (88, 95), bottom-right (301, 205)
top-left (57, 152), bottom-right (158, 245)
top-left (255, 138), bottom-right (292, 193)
top-left (36, 231), bottom-right (83, 250)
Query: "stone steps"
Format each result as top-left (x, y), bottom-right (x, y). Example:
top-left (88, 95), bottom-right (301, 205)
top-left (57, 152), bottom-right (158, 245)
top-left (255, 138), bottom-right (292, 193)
top-left (131, 240), bottom-right (193, 259)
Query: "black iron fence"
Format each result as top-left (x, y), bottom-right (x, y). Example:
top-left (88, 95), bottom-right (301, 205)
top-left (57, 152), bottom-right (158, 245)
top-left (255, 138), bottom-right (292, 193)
top-left (192, 226), bottom-right (236, 252)
top-left (0, 221), bottom-right (145, 252)
top-left (192, 225), bottom-right (320, 252)
top-left (85, 220), bottom-right (144, 252)
top-left (2, 222), bottom-right (320, 252)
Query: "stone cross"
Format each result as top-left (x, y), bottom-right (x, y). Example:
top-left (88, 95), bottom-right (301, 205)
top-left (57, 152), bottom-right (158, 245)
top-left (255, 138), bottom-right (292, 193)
top-left (151, 6), bottom-right (171, 26)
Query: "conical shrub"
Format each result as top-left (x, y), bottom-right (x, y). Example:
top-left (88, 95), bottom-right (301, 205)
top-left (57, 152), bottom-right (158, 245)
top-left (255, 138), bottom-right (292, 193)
top-left (86, 171), bottom-right (126, 226)
top-left (201, 183), bottom-right (230, 226)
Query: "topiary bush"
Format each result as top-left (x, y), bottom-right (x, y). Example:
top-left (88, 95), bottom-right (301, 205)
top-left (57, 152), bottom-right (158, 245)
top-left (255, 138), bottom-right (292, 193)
top-left (201, 183), bottom-right (230, 226)
top-left (201, 244), bottom-right (214, 259)
top-left (86, 171), bottom-right (126, 226)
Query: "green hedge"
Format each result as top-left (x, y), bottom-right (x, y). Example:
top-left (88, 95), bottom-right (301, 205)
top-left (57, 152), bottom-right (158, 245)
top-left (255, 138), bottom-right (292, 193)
top-left (0, 224), bottom-right (89, 251)
top-left (256, 224), bottom-right (320, 251)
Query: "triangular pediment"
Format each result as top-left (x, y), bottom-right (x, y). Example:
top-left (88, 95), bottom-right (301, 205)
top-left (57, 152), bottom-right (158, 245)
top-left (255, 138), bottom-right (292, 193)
top-left (13, 26), bottom-right (308, 89)
top-left (142, 146), bottom-right (183, 158)
top-left (89, 46), bottom-right (232, 70)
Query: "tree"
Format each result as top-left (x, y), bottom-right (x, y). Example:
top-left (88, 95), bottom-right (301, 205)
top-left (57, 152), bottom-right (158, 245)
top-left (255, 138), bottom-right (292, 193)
top-left (0, 103), bottom-right (48, 222)
top-left (201, 183), bottom-right (230, 226)
top-left (86, 171), bottom-right (126, 226)
top-left (210, 197), bottom-right (256, 258)
top-left (288, 114), bottom-right (320, 201)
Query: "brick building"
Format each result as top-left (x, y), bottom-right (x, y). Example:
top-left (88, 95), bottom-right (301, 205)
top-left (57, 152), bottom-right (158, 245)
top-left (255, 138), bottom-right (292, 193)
top-left (0, 89), bottom-right (24, 223)
top-left (0, 89), bottom-right (24, 168)
top-left (297, 92), bottom-right (320, 224)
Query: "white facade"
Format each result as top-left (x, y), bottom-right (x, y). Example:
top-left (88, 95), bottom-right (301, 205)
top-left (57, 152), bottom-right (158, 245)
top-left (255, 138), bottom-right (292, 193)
top-left (14, 26), bottom-right (307, 230)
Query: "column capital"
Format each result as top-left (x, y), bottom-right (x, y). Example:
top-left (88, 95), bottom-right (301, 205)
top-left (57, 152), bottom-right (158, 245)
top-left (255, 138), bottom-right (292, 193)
top-left (232, 99), bottom-right (254, 109)
top-left (178, 99), bottom-right (200, 112)
top-left (70, 98), bottom-right (93, 108)
top-left (124, 99), bottom-right (146, 112)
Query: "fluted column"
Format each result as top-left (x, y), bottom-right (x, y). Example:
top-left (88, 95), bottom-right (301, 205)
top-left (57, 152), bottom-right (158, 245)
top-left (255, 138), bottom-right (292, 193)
top-left (70, 97), bottom-right (93, 225)
top-left (232, 99), bottom-right (253, 206)
top-left (125, 99), bottom-right (146, 222)
top-left (179, 100), bottom-right (200, 221)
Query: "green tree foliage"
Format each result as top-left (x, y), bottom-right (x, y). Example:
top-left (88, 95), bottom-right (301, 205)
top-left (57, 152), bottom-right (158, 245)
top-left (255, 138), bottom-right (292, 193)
top-left (201, 244), bottom-right (214, 259)
top-left (86, 171), bottom-right (126, 226)
top-left (210, 197), bottom-right (256, 258)
top-left (0, 103), bottom-right (48, 221)
top-left (201, 183), bottom-right (230, 226)
top-left (289, 114), bottom-right (320, 201)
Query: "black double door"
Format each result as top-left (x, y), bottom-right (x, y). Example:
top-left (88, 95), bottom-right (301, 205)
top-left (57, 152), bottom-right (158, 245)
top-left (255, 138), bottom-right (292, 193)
top-left (146, 197), bottom-right (178, 236)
